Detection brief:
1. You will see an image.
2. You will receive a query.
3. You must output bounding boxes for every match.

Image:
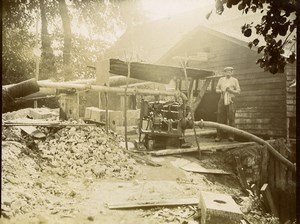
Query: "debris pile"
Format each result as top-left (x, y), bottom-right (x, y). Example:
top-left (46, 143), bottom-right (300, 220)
top-left (239, 193), bottom-right (280, 224)
top-left (2, 117), bottom-right (139, 218)
top-left (2, 140), bottom-right (84, 218)
top-left (143, 206), bottom-right (198, 224)
top-left (37, 125), bottom-right (139, 179)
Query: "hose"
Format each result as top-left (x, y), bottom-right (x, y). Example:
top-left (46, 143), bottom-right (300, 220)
top-left (194, 120), bottom-right (296, 173)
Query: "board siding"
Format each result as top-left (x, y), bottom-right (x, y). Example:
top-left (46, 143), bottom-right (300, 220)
top-left (158, 29), bottom-right (295, 138)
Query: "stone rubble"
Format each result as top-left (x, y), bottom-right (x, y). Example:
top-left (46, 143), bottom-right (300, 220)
top-left (142, 206), bottom-right (198, 224)
top-left (1, 117), bottom-right (139, 218)
top-left (36, 124), bottom-right (139, 179)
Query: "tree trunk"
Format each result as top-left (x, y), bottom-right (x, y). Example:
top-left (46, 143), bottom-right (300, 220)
top-left (39, 0), bottom-right (56, 80)
top-left (58, 0), bottom-right (72, 80)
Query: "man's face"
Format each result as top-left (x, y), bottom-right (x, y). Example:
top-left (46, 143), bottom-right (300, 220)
top-left (225, 70), bottom-right (233, 78)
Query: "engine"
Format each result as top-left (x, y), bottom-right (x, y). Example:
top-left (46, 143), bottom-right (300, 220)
top-left (139, 100), bottom-right (194, 149)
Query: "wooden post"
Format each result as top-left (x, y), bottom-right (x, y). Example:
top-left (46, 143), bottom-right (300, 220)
top-left (98, 92), bottom-right (101, 108)
top-left (260, 183), bottom-right (279, 217)
top-left (268, 156), bottom-right (275, 190)
top-left (235, 156), bottom-right (249, 192)
top-left (105, 92), bottom-right (108, 133)
top-left (279, 144), bottom-right (287, 191)
top-left (124, 62), bottom-right (131, 150)
top-left (260, 145), bottom-right (269, 188)
top-left (286, 117), bottom-right (290, 145)
top-left (77, 92), bottom-right (80, 118)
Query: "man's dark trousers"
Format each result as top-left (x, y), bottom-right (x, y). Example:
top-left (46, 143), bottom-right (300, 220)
top-left (216, 99), bottom-right (235, 139)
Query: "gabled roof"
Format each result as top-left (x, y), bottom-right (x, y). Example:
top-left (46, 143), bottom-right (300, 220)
top-left (103, 7), bottom-right (265, 64)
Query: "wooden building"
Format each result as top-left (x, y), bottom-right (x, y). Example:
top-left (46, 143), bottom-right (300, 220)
top-left (100, 8), bottom-right (296, 139)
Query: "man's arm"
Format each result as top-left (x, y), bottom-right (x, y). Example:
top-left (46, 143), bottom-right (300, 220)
top-left (227, 79), bottom-right (240, 95)
top-left (216, 78), bottom-right (222, 93)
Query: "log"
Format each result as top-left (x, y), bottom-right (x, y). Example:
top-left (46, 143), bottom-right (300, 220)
top-left (195, 120), bottom-right (296, 173)
top-left (149, 142), bottom-right (262, 156)
top-left (3, 78), bottom-right (40, 99)
top-left (108, 197), bottom-right (198, 209)
top-left (260, 183), bottom-right (279, 217)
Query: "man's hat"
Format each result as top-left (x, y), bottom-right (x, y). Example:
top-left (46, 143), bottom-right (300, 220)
top-left (224, 67), bottom-right (234, 72)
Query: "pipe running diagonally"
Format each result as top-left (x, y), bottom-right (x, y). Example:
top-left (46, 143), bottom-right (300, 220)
top-left (194, 120), bottom-right (296, 173)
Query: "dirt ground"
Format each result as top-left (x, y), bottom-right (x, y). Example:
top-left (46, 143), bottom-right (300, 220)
top-left (1, 111), bottom-right (282, 224)
top-left (1, 151), bottom-right (243, 224)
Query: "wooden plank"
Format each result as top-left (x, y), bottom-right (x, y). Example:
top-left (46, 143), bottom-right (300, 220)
top-left (268, 157), bottom-right (275, 189)
top-left (286, 99), bottom-right (296, 105)
top-left (109, 59), bottom-right (213, 84)
top-left (237, 129), bottom-right (285, 137)
top-left (286, 88), bottom-right (296, 93)
top-left (260, 146), bottom-right (269, 187)
top-left (237, 101), bottom-right (286, 107)
top-left (180, 162), bottom-right (231, 175)
top-left (237, 95), bottom-right (286, 102)
top-left (235, 72), bottom-right (282, 80)
top-left (19, 126), bottom-right (46, 138)
top-left (287, 105), bottom-right (296, 112)
top-left (287, 111), bottom-right (296, 117)
top-left (235, 118), bottom-right (272, 124)
top-left (108, 197), bottom-right (198, 209)
top-left (149, 142), bottom-right (263, 156)
top-left (286, 94), bottom-right (296, 100)
top-left (279, 146), bottom-right (288, 191)
top-left (236, 112), bottom-right (285, 119)
top-left (241, 83), bottom-right (285, 91)
top-left (239, 77), bottom-right (284, 85)
top-left (236, 107), bottom-right (285, 113)
top-left (260, 184), bottom-right (279, 217)
top-left (275, 153), bottom-right (281, 190)
top-left (236, 124), bottom-right (285, 130)
top-left (3, 122), bottom-right (96, 127)
top-left (286, 76), bottom-right (296, 81)
top-left (240, 89), bottom-right (286, 96)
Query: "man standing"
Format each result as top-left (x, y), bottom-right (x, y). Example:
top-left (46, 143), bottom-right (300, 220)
top-left (215, 67), bottom-right (241, 142)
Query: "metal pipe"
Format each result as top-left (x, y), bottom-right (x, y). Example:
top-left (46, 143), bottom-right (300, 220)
top-left (37, 80), bottom-right (188, 102)
top-left (194, 120), bottom-right (296, 173)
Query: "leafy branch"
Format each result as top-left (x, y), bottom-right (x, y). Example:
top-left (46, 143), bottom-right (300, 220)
top-left (214, 0), bottom-right (296, 74)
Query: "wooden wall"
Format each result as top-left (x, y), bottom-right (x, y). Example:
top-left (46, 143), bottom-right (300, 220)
top-left (159, 28), bottom-right (288, 137)
top-left (285, 64), bottom-right (296, 139)
top-left (260, 140), bottom-right (296, 222)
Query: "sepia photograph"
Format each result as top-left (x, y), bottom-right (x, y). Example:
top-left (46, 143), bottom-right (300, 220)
top-left (2, 0), bottom-right (297, 223)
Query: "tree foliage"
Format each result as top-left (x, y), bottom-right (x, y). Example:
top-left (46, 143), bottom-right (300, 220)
top-left (215, 0), bottom-right (296, 74)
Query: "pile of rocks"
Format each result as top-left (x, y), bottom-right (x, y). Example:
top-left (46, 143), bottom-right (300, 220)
top-left (2, 118), bottom-right (139, 218)
top-left (37, 124), bottom-right (139, 179)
